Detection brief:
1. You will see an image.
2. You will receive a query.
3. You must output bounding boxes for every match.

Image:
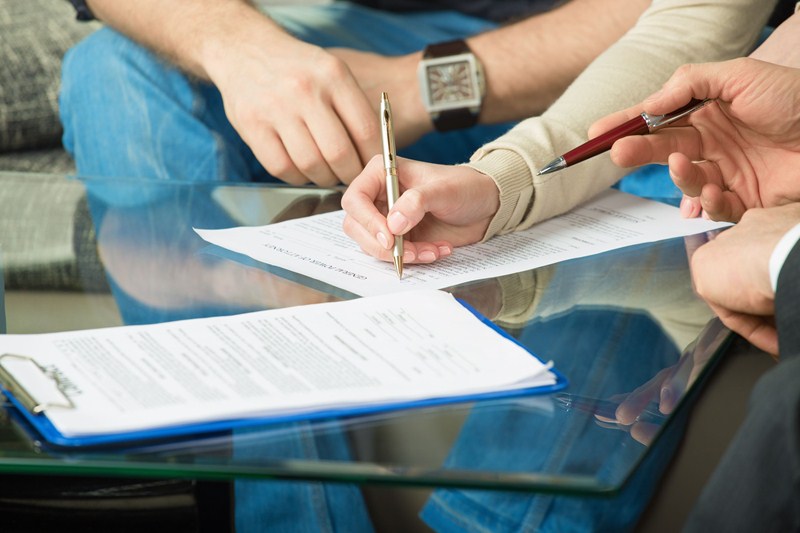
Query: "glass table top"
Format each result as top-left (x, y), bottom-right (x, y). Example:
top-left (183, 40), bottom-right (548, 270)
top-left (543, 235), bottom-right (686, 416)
top-left (0, 171), bottom-right (730, 496)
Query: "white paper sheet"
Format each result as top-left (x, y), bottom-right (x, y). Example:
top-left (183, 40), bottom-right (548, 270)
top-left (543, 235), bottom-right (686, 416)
top-left (0, 290), bottom-right (556, 438)
top-left (196, 189), bottom-right (728, 297)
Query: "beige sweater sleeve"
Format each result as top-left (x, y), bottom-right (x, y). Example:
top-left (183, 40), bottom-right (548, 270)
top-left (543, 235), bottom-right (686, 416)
top-left (468, 0), bottom-right (776, 239)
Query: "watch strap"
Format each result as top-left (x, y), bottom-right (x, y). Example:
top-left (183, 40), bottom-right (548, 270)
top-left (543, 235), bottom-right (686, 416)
top-left (423, 39), bottom-right (471, 59)
top-left (434, 108), bottom-right (479, 132)
top-left (421, 39), bottom-right (483, 132)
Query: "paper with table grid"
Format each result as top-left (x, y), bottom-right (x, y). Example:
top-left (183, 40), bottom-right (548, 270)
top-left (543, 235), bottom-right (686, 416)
top-left (196, 189), bottom-right (729, 297)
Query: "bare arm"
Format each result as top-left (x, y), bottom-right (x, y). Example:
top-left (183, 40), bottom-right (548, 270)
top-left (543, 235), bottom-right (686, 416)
top-left (335, 0), bottom-right (651, 141)
top-left (85, 0), bottom-right (378, 186)
top-left (86, 0), bottom-right (298, 81)
top-left (470, 0), bottom-right (651, 123)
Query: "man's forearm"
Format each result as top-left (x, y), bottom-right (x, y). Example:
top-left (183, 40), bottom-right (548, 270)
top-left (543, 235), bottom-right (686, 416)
top-left (85, 0), bottom-right (291, 81)
top-left (468, 0), bottom-right (650, 123)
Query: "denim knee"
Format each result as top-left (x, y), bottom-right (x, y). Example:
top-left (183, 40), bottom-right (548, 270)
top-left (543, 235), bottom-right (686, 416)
top-left (59, 26), bottom-right (240, 186)
top-left (60, 27), bottom-right (151, 158)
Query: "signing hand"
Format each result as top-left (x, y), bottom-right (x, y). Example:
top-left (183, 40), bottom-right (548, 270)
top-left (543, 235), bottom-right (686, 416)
top-left (341, 155), bottom-right (500, 264)
top-left (590, 58), bottom-right (800, 222)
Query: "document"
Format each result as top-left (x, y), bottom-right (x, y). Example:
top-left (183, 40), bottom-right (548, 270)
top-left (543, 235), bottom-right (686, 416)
top-left (196, 189), bottom-right (729, 297)
top-left (0, 290), bottom-right (562, 446)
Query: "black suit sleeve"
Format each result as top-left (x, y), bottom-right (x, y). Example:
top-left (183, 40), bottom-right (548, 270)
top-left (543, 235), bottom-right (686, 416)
top-left (776, 239), bottom-right (800, 357)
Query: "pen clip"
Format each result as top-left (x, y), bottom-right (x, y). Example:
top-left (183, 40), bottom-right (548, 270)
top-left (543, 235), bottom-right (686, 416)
top-left (644, 98), bottom-right (713, 131)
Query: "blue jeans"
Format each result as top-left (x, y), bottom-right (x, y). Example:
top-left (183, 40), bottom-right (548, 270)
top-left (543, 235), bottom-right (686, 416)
top-left (59, 3), bottom-right (512, 186)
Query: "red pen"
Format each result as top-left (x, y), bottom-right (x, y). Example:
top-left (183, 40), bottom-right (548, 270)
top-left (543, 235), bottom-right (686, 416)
top-left (537, 98), bottom-right (713, 175)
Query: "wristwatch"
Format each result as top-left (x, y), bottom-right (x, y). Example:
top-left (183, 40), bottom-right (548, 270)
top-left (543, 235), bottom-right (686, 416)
top-left (417, 39), bottom-right (485, 132)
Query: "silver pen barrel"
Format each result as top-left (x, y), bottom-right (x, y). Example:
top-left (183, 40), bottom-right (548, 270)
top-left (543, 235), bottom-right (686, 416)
top-left (380, 92), bottom-right (404, 278)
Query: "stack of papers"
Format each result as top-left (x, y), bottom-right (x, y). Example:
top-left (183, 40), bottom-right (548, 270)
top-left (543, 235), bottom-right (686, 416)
top-left (0, 290), bottom-right (564, 447)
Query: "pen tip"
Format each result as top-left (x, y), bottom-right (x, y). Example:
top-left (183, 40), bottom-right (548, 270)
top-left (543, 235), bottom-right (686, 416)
top-left (394, 257), bottom-right (403, 279)
top-left (537, 157), bottom-right (567, 176)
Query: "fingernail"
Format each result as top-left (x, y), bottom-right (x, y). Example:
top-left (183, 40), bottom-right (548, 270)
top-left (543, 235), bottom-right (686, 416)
top-left (376, 232), bottom-right (389, 249)
top-left (418, 251), bottom-right (436, 262)
top-left (679, 196), bottom-right (691, 218)
top-left (660, 388), bottom-right (673, 409)
top-left (403, 250), bottom-right (414, 262)
top-left (387, 211), bottom-right (409, 233)
top-left (438, 245), bottom-right (452, 257)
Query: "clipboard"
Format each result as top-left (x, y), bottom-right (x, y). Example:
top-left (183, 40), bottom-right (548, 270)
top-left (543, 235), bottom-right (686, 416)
top-left (0, 300), bottom-right (568, 450)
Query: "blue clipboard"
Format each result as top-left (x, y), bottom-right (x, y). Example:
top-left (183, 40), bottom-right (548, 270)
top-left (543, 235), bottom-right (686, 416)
top-left (0, 300), bottom-right (567, 449)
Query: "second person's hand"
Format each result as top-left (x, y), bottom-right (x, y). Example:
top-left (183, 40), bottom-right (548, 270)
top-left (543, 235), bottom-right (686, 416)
top-left (341, 155), bottom-right (500, 264)
top-left (688, 204), bottom-right (800, 355)
top-left (205, 31), bottom-right (380, 186)
top-left (327, 48), bottom-right (433, 148)
top-left (589, 58), bottom-right (800, 222)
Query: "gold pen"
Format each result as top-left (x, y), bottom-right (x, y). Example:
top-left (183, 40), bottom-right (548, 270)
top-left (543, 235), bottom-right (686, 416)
top-left (380, 92), bottom-right (403, 279)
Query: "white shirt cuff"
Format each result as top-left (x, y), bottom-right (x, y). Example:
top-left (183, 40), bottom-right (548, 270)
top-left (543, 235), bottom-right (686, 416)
top-left (769, 222), bottom-right (800, 292)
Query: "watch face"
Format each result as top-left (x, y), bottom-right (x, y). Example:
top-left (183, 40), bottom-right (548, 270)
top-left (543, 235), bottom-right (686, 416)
top-left (426, 60), bottom-right (475, 104)
top-left (418, 53), bottom-right (483, 113)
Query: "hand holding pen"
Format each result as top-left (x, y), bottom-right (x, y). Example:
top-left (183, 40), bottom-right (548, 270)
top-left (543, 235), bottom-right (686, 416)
top-left (538, 98), bottom-right (712, 175)
top-left (553, 393), bottom-right (666, 425)
top-left (342, 104), bottom-right (499, 266)
top-left (586, 59), bottom-right (800, 222)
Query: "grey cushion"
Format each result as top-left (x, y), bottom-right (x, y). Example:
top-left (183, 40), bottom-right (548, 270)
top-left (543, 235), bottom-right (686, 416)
top-left (0, 0), bottom-right (99, 153)
top-left (0, 171), bottom-right (108, 292)
top-left (0, 147), bottom-right (75, 173)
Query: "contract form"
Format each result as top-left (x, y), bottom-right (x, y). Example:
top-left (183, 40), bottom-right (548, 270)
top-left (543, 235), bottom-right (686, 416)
top-left (0, 290), bottom-right (560, 444)
top-left (196, 189), bottom-right (729, 297)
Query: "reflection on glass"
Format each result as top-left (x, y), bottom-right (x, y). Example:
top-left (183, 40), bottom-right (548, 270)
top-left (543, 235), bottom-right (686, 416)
top-left (0, 175), bottom-right (731, 532)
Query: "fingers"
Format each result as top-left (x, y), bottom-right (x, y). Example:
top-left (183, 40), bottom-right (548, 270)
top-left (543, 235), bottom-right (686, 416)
top-left (609, 126), bottom-right (703, 168)
top-left (614, 369), bottom-right (669, 425)
top-left (666, 152), bottom-right (720, 197)
top-left (341, 155), bottom-right (392, 248)
top-left (715, 308), bottom-right (779, 356)
top-left (231, 50), bottom-right (379, 186)
top-left (263, 102), bottom-right (370, 187)
top-left (342, 212), bottom-right (451, 264)
top-left (629, 421), bottom-right (660, 446)
top-left (247, 128), bottom-right (307, 185)
top-left (279, 119), bottom-right (339, 186)
top-left (588, 106), bottom-right (643, 139)
top-left (342, 211), bottom-right (411, 262)
top-left (679, 195), bottom-right (703, 218)
top-left (640, 63), bottom-right (721, 116)
top-left (699, 185), bottom-right (747, 222)
top-left (341, 156), bottom-right (455, 264)
top-left (330, 76), bottom-right (381, 178)
top-left (666, 153), bottom-right (747, 222)
top-left (307, 102), bottom-right (373, 185)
